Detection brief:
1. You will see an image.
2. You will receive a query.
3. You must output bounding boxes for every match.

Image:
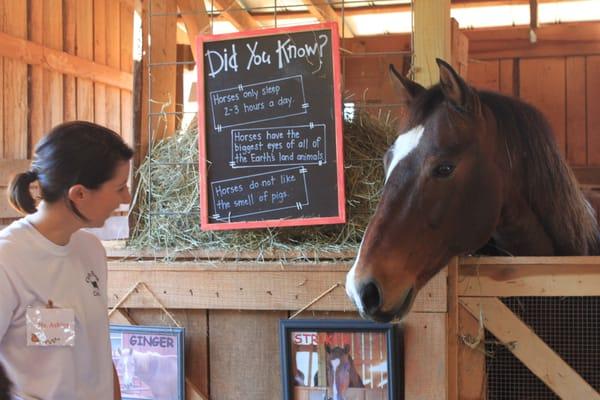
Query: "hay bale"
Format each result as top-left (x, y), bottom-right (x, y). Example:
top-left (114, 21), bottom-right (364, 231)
top-left (128, 109), bottom-right (397, 258)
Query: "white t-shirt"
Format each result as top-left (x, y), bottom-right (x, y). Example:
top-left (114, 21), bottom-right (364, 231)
top-left (0, 217), bottom-right (113, 400)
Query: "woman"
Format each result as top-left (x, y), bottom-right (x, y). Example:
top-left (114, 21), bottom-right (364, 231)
top-left (0, 121), bottom-right (133, 399)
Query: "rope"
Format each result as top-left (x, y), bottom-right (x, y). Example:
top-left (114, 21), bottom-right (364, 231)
top-left (108, 281), bottom-right (181, 328)
top-left (289, 282), bottom-right (343, 319)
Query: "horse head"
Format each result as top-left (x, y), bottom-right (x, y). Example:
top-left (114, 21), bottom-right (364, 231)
top-left (346, 59), bottom-right (505, 322)
top-left (116, 348), bottom-right (136, 388)
top-left (326, 344), bottom-right (363, 400)
top-left (346, 58), bottom-right (600, 322)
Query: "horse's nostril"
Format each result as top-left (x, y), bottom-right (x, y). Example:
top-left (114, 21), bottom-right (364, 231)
top-left (360, 280), bottom-right (382, 315)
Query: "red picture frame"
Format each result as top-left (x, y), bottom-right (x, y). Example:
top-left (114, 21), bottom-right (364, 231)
top-left (196, 22), bottom-right (346, 231)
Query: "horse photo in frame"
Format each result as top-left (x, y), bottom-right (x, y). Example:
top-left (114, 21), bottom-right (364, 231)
top-left (110, 325), bottom-right (185, 400)
top-left (280, 319), bottom-right (401, 400)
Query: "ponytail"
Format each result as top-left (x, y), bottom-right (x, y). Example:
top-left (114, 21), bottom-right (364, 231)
top-left (8, 170), bottom-right (39, 215)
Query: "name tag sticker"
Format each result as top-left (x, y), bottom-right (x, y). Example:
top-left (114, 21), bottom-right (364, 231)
top-left (26, 307), bottom-right (75, 347)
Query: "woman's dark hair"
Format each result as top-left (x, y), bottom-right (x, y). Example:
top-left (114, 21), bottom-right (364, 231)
top-left (9, 121), bottom-right (133, 218)
top-left (0, 362), bottom-right (12, 400)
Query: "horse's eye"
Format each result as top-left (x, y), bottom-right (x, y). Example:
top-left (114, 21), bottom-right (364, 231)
top-left (433, 164), bottom-right (455, 178)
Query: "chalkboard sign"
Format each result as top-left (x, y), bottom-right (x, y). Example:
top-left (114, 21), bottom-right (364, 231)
top-left (196, 22), bottom-right (345, 230)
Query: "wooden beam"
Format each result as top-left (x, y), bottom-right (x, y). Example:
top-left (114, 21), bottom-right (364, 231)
top-left (460, 297), bottom-right (600, 400)
top-left (413, 0), bottom-right (451, 86)
top-left (0, 31), bottom-right (133, 91)
top-left (211, 0), bottom-right (261, 31)
top-left (451, 18), bottom-right (469, 78)
top-left (299, 0), bottom-right (354, 38)
top-left (107, 261), bottom-right (447, 312)
top-left (573, 166), bottom-right (600, 187)
top-left (216, 0), bottom-right (577, 23)
top-left (177, 0), bottom-right (210, 61)
top-left (467, 21), bottom-right (600, 59)
top-left (529, 0), bottom-right (538, 43)
top-left (108, 309), bottom-right (136, 324)
top-left (446, 258), bottom-right (459, 400)
top-left (457, 303), bottom-right (487, 399)
top-left (3, 0), bottom-right (27, 159)
top-left (458, 257), bottom-right (600, 297)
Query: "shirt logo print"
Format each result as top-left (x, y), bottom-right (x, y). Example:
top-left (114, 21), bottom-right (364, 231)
top-left (85, 271), bottom-right (100, 296)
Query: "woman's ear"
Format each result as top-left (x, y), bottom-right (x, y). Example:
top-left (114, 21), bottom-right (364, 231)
top-left (67, 184), bottom-right (87, 202)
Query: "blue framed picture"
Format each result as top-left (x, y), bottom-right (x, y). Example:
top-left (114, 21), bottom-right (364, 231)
top-left (280, 319), bottom-right (402, 400)
top-left (110, 325), bottom-right (185, 400)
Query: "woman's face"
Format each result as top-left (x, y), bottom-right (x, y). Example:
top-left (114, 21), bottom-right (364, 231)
top-left (79, 161), bottom-right (132, 228)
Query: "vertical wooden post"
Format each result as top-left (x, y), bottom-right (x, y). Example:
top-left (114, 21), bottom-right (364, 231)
top-left (451, 19), bottom-right (469, 79)
top-left (137, 0), bottom-right (177, 169)
top-left (2, 0), bottom-right (27, 158)
top-left (412, 0), bottom-right (451, 87)
top-left (446, 258), bottom-right (459, 400)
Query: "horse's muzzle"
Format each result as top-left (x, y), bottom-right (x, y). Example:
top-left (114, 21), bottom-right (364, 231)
top-left (362, 285), bottom-right (415, 323)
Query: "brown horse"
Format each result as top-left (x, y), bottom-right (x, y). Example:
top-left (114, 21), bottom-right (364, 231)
top-left (346, 59), bottom-right (600, 322)
top-left (325, 344), bottom-right (364, 400)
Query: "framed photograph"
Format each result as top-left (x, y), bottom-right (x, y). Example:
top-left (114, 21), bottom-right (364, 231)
top-left (280, 319), bottom-right (401, 400)
top-left (110, 325), bottom-right (185, 400)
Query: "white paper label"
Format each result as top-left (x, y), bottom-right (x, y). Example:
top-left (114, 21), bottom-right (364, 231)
top-left (26, 307), bottom-right (75, 347)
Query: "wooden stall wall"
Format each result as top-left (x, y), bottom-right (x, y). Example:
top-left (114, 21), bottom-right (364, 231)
top-left (0, 0), bottom-right (134, 224)
top-left (343, 22), bottom-right (600, 171)
top-left (107, 259), bottom-right (448, 400)
top-left (466, 22), bottom-right (600, 168)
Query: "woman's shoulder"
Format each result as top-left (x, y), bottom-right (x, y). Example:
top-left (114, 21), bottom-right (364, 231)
top-left (72, 229), bottom-right (106, 255)
top-left (0, 218), bottom-right (32, 248)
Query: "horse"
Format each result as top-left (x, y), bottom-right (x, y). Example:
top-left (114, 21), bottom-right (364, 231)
top-left (346, 58), bottom-right (600, 323)
top-left (325, 344), bottom-right (364, 400)
top-left (117, 348), bottom-right (179, 400)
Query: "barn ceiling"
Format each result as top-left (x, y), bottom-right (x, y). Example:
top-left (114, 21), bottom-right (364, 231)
top-left (179, 0), bottom-right (599, 37)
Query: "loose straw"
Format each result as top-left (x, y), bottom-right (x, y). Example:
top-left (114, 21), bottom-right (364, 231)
top-left (108, 281), bottom-right (181, 328)
top-left (289, 282), bottom-right (344, 319)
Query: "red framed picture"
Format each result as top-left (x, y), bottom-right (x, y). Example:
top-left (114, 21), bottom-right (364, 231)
top-left (196, 22), bottom-right (346, 230)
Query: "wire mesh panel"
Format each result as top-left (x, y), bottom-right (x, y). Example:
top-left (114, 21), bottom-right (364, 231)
top-left (134, 0), bottom-right (414, 254)
top-left (485, 297), bottom-right (600, 400)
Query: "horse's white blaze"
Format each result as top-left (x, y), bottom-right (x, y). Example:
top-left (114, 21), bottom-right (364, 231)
top-left (385, 125), bottom-right (424, 183)
top-left (331, 358), bottom-right (340, 399)
top-left (346, 125), bottom-right (423, 315)
top-left (346, 239), bottom-right (365, 314)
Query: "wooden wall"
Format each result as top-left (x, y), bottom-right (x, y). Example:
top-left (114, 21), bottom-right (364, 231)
top-left (106, 257), bottom-right (448, 400)
top-left (466, 22), bottom-right (600, 167)
top-left (343, 22), bottom-right (600, 169)
top-left (0, 0), bottom-right (134, 160)
top-left (0, 0), bottom-right (134, 224)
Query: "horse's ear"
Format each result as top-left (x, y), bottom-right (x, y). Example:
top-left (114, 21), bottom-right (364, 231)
top-left (436, 58), bottom-right (480, 113)
top-left (389, 64), bottom-right (425, 104)
top-left (343, 344), bottom-right (351, 354)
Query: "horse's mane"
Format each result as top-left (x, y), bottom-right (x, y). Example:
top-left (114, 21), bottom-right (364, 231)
top-left (408, 85), bottom-right (600, 255)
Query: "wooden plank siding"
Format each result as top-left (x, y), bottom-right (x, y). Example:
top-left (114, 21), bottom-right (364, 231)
top-left (29, 0), bottom-right (44, 148)
top-left (588, 56), bottom-right (600, 165)
top-left (0, 0), bottom-right (133, 163)
top-left (94, 0), bottom-right (108, 127)
top-left (64, 0), bottom-right (78, 122)
top-left (2, 0), bottom-right (27, 159)
top-left (340, 22), bottom-right (600, 173)
top-left (467, 54), bottom-right (600, 168)
top-left (43, 0), bottom-right (64, 133)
